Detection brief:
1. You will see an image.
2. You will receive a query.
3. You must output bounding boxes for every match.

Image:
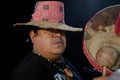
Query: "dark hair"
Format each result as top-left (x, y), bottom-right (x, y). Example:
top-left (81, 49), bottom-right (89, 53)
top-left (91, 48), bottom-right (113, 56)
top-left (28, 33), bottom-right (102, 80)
top-left (24, 26), bottom-right (41, 49)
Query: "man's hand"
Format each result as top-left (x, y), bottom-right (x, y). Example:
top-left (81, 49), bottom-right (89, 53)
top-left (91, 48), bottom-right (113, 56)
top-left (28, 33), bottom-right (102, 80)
top-left (93, 76), bottom-right (108, 80)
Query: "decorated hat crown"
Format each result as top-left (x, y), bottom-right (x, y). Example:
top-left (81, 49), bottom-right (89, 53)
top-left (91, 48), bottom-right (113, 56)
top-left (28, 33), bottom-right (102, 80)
top-left (32, 1), bottom-right (64, 23)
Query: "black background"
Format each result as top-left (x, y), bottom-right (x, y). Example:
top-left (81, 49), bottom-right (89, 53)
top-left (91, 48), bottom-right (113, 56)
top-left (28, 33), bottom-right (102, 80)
top-left (8, 0), bottom-right (120, 80)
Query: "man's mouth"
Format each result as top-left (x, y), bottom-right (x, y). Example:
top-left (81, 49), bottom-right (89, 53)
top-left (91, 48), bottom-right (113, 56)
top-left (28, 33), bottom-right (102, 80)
top-left (54, 41), bottom-right (63, 45)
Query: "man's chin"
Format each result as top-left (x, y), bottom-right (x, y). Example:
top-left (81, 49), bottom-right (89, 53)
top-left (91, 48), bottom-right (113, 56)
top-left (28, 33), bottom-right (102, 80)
top-left (52, 50), bottom-right (64, 55)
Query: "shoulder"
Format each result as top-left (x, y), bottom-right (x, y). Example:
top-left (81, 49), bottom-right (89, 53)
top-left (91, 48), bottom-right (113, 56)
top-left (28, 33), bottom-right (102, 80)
top-left (11, 52), bottom-right (50, 75)
top-left (10, 52), bottom-right (51, 80)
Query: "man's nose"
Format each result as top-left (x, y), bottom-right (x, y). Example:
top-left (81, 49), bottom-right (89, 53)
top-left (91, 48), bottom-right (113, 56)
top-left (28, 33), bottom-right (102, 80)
top-left (54, 32), bottom-right (62, 37)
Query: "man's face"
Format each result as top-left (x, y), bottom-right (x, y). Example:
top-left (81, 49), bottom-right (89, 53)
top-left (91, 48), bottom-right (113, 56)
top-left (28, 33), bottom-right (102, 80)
top-left (30, 28), bottom-right (66, 57)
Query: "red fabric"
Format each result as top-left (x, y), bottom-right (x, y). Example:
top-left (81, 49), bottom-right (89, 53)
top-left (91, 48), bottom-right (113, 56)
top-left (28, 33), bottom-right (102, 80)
top-left (115, 12), bottom-right (120, 36)
top-left (32, 1), bottom-right (64, 23)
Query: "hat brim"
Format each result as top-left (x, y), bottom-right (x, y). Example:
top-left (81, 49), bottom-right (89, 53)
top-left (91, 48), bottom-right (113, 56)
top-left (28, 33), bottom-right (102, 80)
top-left (14, 21), bottom-right (83, 32)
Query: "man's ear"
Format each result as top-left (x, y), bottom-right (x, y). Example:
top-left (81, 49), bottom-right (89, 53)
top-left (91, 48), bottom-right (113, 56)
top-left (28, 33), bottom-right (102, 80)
top-left (29, 30), bottom-right (36, 43)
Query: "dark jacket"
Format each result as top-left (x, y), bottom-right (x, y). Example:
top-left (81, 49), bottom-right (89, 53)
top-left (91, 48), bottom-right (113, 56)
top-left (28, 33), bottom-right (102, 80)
top-left (10, 52), bottom-right (83, 80)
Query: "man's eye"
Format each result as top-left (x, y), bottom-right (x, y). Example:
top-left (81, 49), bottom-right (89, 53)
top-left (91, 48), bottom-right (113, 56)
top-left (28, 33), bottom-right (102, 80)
top-left (45, 28), bottom-right (56, 32)
top-left (46, 28), bottom-right (55, 32)
top-left (45, 28), bottom-right (65, 34)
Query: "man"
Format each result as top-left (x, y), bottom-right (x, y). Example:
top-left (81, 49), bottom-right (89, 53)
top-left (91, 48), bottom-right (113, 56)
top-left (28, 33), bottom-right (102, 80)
top-left (10, 1), bottom-right (108, 80)
top-left (10, 1), bottom-right (83, 80)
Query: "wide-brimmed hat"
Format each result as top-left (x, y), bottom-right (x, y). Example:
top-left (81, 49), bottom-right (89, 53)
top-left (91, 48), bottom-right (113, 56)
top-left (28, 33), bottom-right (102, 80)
top-left (14, 1), bottom-right (83, 32)
top-left (83, 4), bottom-right (120, 75)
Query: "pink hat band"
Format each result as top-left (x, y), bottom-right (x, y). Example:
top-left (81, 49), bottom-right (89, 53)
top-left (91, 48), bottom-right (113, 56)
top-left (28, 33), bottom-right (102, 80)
top-left (32, 1), bottom-right (64, 23)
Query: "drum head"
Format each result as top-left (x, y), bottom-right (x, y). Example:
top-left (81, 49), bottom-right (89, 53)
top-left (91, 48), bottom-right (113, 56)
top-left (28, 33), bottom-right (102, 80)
top-left (83, 4), bottom-right (120, 75)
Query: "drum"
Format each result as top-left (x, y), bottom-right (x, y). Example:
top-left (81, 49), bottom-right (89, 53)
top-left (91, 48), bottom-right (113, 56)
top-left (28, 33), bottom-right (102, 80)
top-left (83, 4), bottom-right (120, 75)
